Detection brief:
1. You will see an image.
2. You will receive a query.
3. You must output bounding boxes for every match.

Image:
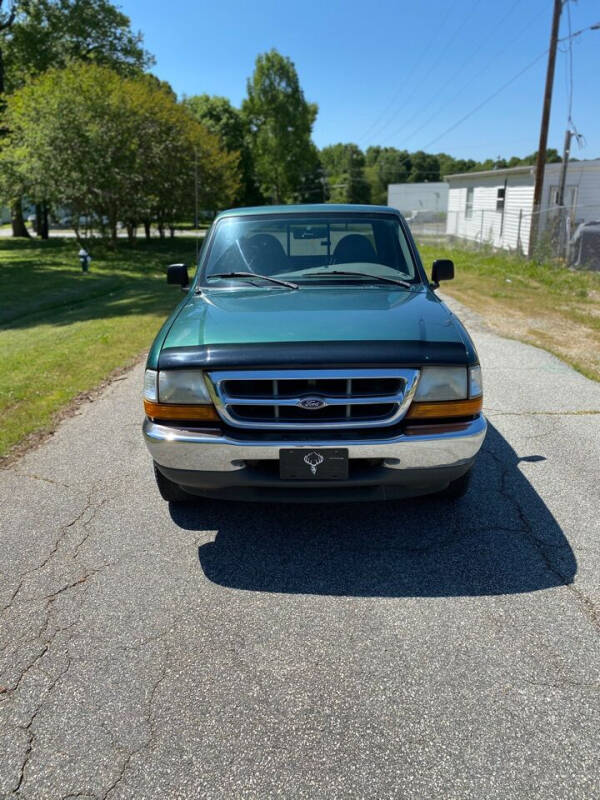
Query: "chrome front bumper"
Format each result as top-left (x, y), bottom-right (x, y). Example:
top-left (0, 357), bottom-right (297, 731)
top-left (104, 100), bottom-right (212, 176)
top-left (143, 415), bottom-right (487, 474)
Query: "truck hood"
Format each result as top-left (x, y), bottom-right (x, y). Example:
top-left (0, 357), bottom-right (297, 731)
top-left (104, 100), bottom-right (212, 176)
top-left (164, 286), bottom-right (462, 346)
top-left (158, 286), bottom-right (476, 368)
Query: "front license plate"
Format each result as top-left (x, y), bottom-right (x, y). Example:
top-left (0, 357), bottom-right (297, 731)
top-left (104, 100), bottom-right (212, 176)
top-left (279, 448), bottom-right (349, 480)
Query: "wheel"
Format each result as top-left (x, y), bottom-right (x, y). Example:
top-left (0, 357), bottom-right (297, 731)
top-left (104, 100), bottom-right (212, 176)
top-left (153, 463), bottom-right (193, 502)
top-left (440, 468), bottom-right (472, 500)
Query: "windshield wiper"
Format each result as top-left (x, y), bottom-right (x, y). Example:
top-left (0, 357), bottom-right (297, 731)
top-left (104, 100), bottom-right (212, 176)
top-left (206, 271), bottom-right (299, 290)
top-left (310, 270), bottom-right (413, 289)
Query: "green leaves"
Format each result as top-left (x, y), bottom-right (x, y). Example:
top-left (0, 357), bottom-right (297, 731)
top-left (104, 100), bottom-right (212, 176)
top-left (321, 143), bottom-right (371, 204)
top-left (241, 50), bottom-right (318, 204)
top-left (184, 93), bottom-right (262, 206)
top-left (2, 0), bottom-right (153, 93)
top-left (1, 63), bottom-right (240, 237)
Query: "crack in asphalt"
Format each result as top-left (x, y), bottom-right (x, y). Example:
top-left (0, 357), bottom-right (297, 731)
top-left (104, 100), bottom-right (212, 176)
top-left (62, 795), bottom-right (97, 800)
top-left (13, 472), bottom-right (72, 489)
top-left (41, 562), bottom-right (114, 604)
top-left (486, 447), bottom-right (600, 633)
top-left (14, 652), bottom-right (73, 794)
top-left (1, 492), bottom-right (110, 615)
top-left (7, 560), bottom-right (114, 795)
top-left (100, 646), bottom-right (171, 800)
top-left (0, 487), bottom-right (119, 796)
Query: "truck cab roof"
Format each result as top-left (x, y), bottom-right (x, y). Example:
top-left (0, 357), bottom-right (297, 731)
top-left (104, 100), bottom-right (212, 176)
top-left (216, 204), bottom-right (402, 219)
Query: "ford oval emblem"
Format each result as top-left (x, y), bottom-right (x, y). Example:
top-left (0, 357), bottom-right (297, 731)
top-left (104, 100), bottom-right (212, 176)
top-left (297, 397), bottom-right (327, 410)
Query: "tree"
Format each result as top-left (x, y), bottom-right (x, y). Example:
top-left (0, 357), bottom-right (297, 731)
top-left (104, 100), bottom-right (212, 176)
top-left (1, 63), bottom-right (239, 243)
top-left (514, 148), bottom-right (562, 166)
top-left (294, 143), bottom-right (327, 203)
top-left (184, 93), bottom-right (262, 206)
top-left (407, 151), bottom-right (440, 183)
top-left (436, 153), bottom-right (479, 179)
top-left (242, 49), bottom-right (318, 204)
top-left (0, 0), bottom-right (153, 236)
top-left (2, 0), bottom-right (152, 92)
top-left (365, 147), bottom-right (411, 204)
top-left (0, 0), bottom-right (16, 95)
top-left (320, 143), bottom-right (370, 204)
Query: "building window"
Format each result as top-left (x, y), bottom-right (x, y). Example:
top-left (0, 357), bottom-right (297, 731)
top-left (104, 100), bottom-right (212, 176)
top-left (496, 186), bottom-right (505, 212)
top-left (465, 187), bottom-right (474, 219)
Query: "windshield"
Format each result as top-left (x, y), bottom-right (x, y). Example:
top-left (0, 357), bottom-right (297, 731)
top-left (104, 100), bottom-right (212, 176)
top-left (202, 213), bottom-right (420, 286)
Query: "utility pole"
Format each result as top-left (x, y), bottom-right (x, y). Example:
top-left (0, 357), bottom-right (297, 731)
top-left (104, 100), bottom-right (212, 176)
top-left (529, 0), bottom-right (563, 257)
top-left (557, 127), bottom-right (573, 259)
top-left (556, 128), bottom-right (572, 208)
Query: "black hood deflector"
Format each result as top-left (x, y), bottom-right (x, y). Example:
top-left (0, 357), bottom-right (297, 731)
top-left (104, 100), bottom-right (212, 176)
top-left (158, 339), bottom-right (476, 370)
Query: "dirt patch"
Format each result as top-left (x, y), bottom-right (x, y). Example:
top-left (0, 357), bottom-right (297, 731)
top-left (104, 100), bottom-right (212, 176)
top-left (445, 286), bottom-right (600, 381)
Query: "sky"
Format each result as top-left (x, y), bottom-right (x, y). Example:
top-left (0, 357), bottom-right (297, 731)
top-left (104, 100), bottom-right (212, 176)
top-left (119, 0), bottom-right (600, 163)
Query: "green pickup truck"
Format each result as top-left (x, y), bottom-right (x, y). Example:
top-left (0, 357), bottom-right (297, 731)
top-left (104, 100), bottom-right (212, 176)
top-left (143, 204), bottom-right (486, 503)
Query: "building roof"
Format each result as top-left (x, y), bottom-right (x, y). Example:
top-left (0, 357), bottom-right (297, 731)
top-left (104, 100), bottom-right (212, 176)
top-left (444, 165), bottom-right (535, 180)
top-left (388, 181), bottom-right (448, 188)
top-left (444, 158), bottom-right (600, 181)
top-left (217, 203), bottom-right (397, 218)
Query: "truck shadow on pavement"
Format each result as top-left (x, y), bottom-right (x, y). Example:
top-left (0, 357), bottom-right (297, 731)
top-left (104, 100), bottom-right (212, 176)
top-left (170, 424), bottom-right (576, 597)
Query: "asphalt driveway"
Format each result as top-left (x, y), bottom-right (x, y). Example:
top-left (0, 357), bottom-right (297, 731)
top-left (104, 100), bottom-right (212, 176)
top-left (1, 297), bottom-right (599, 799)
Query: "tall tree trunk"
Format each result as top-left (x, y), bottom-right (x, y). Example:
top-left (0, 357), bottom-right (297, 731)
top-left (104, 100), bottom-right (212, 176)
top-left (0, 44), bottom-right (5, 99)
top-left (41, 203), bottom-right (49, 239)
top-left (34, 203), bottom-right (42, 236)
top-left (169, 225), bottom-right (175, 238)
top-left (11, 198), bottom-right (30, 238)
top-left (143, 219), bottom-right (151, 239)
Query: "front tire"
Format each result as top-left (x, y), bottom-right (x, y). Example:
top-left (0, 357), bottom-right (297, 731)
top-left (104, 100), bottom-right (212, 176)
top-left (153, 463), bottom-right (194, 502)
top-left (440, 468), bottom-right (472, 500)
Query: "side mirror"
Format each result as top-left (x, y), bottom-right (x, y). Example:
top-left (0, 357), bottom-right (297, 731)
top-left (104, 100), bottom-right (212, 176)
top-left (431, 259), bottom-right (454, 287)
top-left (167, 263), bottom-right (189, 288)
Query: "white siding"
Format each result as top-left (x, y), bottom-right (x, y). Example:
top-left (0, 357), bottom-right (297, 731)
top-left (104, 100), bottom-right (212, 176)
top-left (563, 162), bottom-right (600, 222)
top-left (446, 171), bottom-right (536, 253)
top-left (446, 160), bottom-right (600, 253)
top-left (387, 182), bottom-right (448, 215)
top-left (502, 181), bottom-right (535, 253)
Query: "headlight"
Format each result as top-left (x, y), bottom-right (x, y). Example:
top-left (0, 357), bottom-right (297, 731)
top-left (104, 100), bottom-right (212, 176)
top-left (143, 369), bottom-right (158, 402)
top-left (158, 370), bottom-right (212, 404)
top-left (414, 367), bottom-right (467, 401)
top-left (469, 365), bottom-right (483, 398)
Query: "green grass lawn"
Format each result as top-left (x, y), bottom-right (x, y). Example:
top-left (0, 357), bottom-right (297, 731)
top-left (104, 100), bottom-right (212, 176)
top-left (0, 237), bottom-right (196, 460)
top-left (418, 240), bottom-right (600, 383)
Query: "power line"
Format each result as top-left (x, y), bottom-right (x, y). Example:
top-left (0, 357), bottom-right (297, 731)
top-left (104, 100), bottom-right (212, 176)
top-left (421, 48), bottom-right (549, 151)
top-left (388, 0), bottom-right (542, 147)
top-left (355, 0), bottom-right (459, 144)
top-left (566, 0), bottom-right (574, 124)
top-left (561, 2), bottom-right (585, 150)
top-left (358, 0), bottom-right (482, 144)
top-left (382, 0), bottom-right (526, 146)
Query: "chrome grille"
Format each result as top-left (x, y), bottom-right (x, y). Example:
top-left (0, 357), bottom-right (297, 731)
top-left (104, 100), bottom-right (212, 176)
top-left (206, 369), bottom-right (420, 429)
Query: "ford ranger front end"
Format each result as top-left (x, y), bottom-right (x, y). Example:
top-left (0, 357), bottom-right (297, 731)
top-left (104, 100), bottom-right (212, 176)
top-left (142, 205), bottom-right (486, 503)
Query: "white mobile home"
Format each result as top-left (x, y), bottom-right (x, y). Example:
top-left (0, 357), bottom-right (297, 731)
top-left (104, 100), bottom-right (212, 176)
top-left (445, 160), bottom-right (600, 254)
top-left (387, 182), bottom-right (448, 218)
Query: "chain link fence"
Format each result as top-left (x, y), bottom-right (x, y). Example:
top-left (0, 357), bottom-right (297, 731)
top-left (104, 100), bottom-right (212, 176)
top-left (407, 204), bottom-right (600, 269)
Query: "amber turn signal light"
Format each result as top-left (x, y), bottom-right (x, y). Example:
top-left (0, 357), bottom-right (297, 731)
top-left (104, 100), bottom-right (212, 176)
top-left (143, 399), bottom-right (219, 421)
top-left (405, 396), bottom-right (483, 420)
